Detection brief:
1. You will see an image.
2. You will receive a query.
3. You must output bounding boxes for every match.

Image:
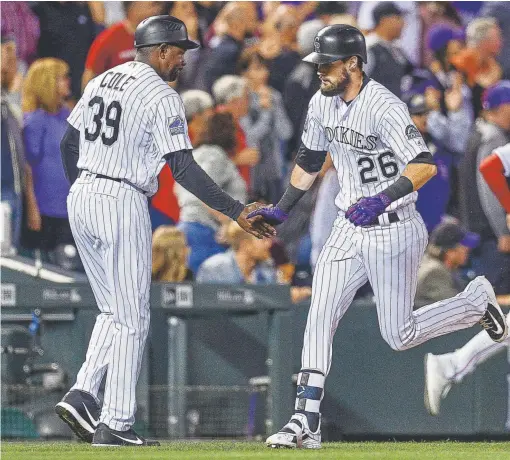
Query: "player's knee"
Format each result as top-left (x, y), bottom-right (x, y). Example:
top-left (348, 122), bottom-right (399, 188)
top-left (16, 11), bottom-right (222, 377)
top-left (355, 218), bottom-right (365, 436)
top-left (380, 329), bottom-right (416, 351)
top-left (382, 336), bottom-right (407, 351)
top-left (386, 340), bottom-right (411, 352)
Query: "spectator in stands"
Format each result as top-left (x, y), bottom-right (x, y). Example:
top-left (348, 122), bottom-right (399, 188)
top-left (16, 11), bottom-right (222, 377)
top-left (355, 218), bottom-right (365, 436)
top-left (270, 237), bottom-right (312, 303)
top-left (1, 2), bottom-right (39, 73)
top-left (358, 1), bottom-right (420, 66)
top-left (182, 90), bottom-right (215, 144)
top-left (419, 1), bottom-right (463, 68)
top-left (365, 2), bottom-right (413, 98)
top-left (81, 1), bottom-right (164, 90)
top-left (196, 221), bottom-right (275, 284)
top-left (403, 92), bottom-right (455, 233)
top-left (427, 24), bottom-right (464, 80)
top-left (238, 51), bottom-right (292, 204)
top-left (1, 35), bottom-right (23, 108)
top-left (481, 2), bottom-right (510, 80)
top-left (195, 1), bottom-right (223, 32)
top-left (315, 1), bottom-right (351, 24)
top-left (327, 14), bottom-right (357, 27)
top-left (259, 4), bottom-right (301, 94)
top-left (22, 58), bottom-right (75, 256)
top-left (88, 1), bottom-right (127, 28)
top-left (32, 2), bottom-right (96, 102)
top-left (423, 74), bottom-right (473, 156)
top-left (167, 1), bottom-right (203, 91)
top-left (176, 112), bottom-right (247, 273)
top-left (1, 35), bottom-right (40, 250)
top-left (415, 220), bottom-right (479, 306)
top-left (283, 19), bottom-right (324, 161)
top-left (424, 26), bottom-right (474, 154)
top-left (149, 90), bottom-right (215, 231)
top-left (212, 75), bottom-right (260, 189)
top-left (480, 143), bottom-right (510, 232)
top-left (203, 2), bottom-right (257, 92)
top-left (459, 81), bottom-right (510, 294)
top-left (152, 226), bottom-right (193, 282)
top-left (451, 18), bottom-right (503, 118)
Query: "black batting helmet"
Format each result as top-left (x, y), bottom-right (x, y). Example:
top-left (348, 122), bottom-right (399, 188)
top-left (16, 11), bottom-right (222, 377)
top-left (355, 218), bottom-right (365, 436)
top-left (303, 24), bottom-right (367, 65)
top-left (134, 15), bottom-right (199, 50)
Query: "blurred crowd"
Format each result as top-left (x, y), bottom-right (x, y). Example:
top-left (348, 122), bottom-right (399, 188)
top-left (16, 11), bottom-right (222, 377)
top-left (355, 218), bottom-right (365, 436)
top-left (2, 1), bottom-right (510, 303)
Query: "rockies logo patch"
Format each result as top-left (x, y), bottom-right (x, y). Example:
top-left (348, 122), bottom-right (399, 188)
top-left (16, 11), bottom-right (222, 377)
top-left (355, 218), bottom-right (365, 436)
top-left (168, 116), bottom-right (185, 135)
top-left (405, 124), bottom-right (426, 148)
top-left (405, 124), bottom-right (420, 140)
top-left (314, 37), bottom-right (320, 53)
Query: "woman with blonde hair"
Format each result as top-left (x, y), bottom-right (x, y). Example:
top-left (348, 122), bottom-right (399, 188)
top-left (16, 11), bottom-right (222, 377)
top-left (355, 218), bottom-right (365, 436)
top-left (22, 57), bottom-right (74, 256)
top-left (152, 226), bottom-right (194, 282)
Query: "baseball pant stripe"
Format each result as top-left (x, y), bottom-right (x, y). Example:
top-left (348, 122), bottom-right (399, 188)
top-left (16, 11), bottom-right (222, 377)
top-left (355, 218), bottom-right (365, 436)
top-left (68, 179), bottom-right (151, 432)
top-left (68, 184), bottom-right (115, 397)
top-left (302, 220), bottom-right (368, 373)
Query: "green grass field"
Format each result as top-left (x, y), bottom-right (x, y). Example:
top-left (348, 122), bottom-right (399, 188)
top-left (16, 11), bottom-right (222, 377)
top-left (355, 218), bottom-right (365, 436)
top-left (2, 441), bottom-right (510, 460)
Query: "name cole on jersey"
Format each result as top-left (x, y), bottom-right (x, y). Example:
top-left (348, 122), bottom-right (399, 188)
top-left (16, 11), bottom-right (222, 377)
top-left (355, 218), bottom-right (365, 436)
top-left (71, 60), bottom-right (192, 196)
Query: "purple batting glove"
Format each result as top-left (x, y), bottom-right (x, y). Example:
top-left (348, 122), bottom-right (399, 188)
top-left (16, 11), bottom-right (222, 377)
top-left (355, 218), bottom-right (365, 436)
top-left (345, 193), bottom-right (391, 227)
top-left (247, 205), bottom-right (289, 225)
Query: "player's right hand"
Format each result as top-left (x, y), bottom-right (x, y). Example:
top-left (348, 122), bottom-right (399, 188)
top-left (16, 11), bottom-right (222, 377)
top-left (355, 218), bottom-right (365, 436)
top-left (237, 202), bottom-right (277, 239)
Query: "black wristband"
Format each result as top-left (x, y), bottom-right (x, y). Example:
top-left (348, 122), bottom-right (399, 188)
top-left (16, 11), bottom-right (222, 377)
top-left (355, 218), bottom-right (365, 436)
top-left (277, 184), bottom-right (307, 213)
top-left (381, 176), bottom-right (414, 202)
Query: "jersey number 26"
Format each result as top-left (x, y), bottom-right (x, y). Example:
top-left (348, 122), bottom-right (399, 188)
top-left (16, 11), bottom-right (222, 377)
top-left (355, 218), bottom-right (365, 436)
top-left (85, 96), bottom-right (122, 146)
top-left (358, 151), bottom-right (398, 184)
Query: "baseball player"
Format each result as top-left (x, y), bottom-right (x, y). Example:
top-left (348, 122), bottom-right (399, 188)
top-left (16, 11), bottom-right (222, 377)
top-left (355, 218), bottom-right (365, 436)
top-left (425, 140), bottom-right (510, 417)
top-left (55, 16), bottom-right (274, 447)
top-left (248, 25), bottom-right (508, 449)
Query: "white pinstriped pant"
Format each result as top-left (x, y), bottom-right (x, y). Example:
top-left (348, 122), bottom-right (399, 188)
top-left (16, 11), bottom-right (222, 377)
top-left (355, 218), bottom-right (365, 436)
top-left (67, 173), bottom-right (151, 431)
top-left (302, 207), bottom-right (489, 375)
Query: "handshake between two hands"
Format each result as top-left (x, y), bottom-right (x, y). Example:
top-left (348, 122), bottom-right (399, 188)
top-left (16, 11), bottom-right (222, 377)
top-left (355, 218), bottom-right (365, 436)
top-left (240, 192), bottom-right (391, 238)
top-left (235, 202), bottom-right (288, 240)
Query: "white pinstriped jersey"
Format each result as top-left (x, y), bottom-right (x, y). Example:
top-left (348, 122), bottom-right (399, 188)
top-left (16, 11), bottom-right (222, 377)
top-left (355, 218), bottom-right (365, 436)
top-left (68, 61), bottom-right (192, 196)
top-left (302, 76), bottom-right (429, 212)
top-left (494, 143), bottom-right (510, 177)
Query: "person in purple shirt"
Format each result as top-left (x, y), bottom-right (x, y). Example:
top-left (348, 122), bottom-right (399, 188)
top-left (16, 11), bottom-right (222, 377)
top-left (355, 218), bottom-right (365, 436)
top-left (22, 57), bottom-right (74, 253)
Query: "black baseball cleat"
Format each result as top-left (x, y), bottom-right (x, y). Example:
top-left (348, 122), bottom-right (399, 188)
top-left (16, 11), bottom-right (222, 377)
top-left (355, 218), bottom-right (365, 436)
top-left (480, 304), bottom-right (508, 342)
top-left (55, 389), bottom-right (101, 443)
top-left (92, 423), bottom-right (160, 446)
top-left (478, 276), bottom-right (508, 343)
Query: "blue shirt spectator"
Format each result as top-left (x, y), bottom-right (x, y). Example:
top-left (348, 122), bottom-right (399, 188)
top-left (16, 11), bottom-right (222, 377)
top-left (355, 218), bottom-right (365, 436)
top-left (21, 57), bottom-right (74, 252)
top-left (24, 107), bottom-right (70, 217)
top-left (197, 249), bottom-right (276, 284)
top-left (196, 221), bottom-right (276, 284)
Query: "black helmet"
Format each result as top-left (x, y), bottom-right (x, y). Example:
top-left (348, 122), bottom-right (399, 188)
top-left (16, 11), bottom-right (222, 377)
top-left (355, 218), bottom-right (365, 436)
top-left (134, 15), bottom-right (199, 50)
top-left (303, 24), bottom-right (367, 65)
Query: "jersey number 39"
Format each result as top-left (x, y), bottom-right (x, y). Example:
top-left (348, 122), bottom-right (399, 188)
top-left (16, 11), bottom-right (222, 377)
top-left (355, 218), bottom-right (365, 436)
top-left (84, 96), bottom-right (122, 146)
top-left (358, 151), bottom-right (398, 184)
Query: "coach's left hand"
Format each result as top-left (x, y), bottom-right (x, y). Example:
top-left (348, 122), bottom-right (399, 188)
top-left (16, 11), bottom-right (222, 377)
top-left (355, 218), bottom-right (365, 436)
top-left (345, 193), bottom-right (391, 227)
